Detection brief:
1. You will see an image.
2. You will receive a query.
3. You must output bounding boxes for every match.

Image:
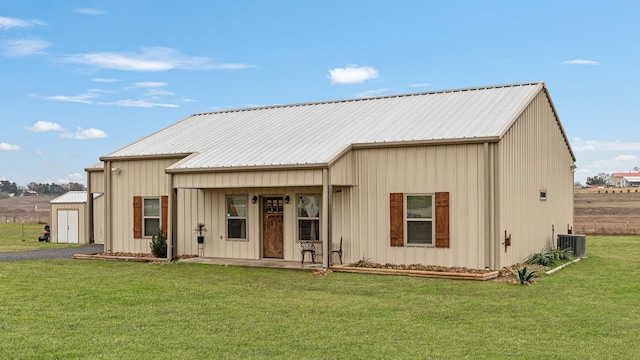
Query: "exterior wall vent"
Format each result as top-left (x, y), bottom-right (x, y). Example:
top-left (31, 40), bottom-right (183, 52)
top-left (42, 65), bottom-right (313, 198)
top-left (557, 234), bottom-right (586, 258)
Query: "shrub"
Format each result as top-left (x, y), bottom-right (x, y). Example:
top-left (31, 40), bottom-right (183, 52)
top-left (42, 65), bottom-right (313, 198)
top-left (526, 247), bottom-right (574, 266)
top-left (150, 228), bottom-right (167, 258)
top-left (513, 266), bottom-right (537, 285)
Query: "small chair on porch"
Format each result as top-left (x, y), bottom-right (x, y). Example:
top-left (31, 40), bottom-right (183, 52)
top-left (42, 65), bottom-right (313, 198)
top-left (300, 240), bottom-right (316, 264)
top-left (331, 237), bottom-right (343, 264)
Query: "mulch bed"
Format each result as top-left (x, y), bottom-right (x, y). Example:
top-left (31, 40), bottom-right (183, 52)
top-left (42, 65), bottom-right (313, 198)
top-left (332, 261), bottom-right (500, 281)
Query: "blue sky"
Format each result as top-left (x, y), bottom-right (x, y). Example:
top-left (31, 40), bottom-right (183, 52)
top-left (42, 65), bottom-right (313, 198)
top-left (1, 1), bottom-right (639, 186)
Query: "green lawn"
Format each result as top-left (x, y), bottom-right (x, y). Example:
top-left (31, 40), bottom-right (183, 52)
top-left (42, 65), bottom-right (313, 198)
top-left (0, 223), bottom-right (82, 252)
top-left (0, 236), bottom-right (639, 359)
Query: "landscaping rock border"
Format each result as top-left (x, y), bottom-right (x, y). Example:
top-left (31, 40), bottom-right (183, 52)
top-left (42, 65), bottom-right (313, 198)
top-left (331, 264), bottom-right (499, 281)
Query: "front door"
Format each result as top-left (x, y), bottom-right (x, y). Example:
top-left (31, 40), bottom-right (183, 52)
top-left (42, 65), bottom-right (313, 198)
top-left (262, 197), bottom-right (284, 258)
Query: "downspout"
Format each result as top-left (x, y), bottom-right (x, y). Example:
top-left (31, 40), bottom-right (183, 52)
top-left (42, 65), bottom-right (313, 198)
top-left (104, 161), bottom-right (112, 253)
top-left (322, 168), bottom-right (330, 269)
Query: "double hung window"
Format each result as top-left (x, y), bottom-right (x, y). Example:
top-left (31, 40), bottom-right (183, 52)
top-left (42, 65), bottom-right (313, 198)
top-left (297, 194), bottom-right (321, 241)
top-left (227, 195), bottom-right (247, 240)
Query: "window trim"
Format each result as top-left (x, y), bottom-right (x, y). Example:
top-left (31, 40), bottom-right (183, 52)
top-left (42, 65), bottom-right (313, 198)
top-left (404, 193), bottom-right (434, 246)
top-left (296, 193), bottom-right (321, 242)
top-left (226, 194), bottom-right (248, 241)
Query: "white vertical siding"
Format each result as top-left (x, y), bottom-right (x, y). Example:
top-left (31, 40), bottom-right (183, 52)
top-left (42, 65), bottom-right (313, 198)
top-left (497, 91), bottom-right (574, 268)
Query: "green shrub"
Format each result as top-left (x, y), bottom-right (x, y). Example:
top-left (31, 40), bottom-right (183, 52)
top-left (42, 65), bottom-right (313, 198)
top-left (513, 266), bottom-right (537, 284)
top-left (150, 228), bottom-right (167, 258)
top-left (526, 247), bottom-right (574, 266)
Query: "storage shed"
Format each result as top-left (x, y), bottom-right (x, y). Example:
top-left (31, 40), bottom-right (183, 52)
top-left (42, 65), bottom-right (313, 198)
top-left (50, 191), bottom-right (103, 244)
top-left (86, 82), bottom-right (576, 270)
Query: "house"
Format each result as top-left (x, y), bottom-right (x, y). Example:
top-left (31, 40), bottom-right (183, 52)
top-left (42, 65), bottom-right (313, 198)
top-left (610, 172), bottom-right (640, 188)
top-left (82, 82), bottom-right (575, 270)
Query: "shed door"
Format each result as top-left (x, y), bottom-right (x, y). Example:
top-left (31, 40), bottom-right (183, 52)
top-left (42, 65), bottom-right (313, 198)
top-left (262, 197), bottom-right (284, 259)
top-left (58, 210), bottom-right (79, 244)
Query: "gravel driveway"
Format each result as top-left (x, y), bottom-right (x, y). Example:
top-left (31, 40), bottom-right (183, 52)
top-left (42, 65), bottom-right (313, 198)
top-left (0, 244), bottom-right (103, 262)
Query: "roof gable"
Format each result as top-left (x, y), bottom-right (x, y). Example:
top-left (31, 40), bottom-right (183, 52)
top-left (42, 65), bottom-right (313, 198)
top-left (102, 82), bottom-right (565, 169)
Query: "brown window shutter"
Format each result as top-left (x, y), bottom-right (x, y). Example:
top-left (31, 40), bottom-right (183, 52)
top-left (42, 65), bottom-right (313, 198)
top-left (133, 196), bottom-right (142, 238)
top-left (390, 193), bottom-right (404, 247)
top-left (161, 195), bottom-right (168, 237)
top-left (435, 192), bottom-right (450, 248)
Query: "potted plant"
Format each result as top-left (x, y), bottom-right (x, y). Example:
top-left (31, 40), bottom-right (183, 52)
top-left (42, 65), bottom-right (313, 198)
top-left (195, 223), bottom-right (207, 244)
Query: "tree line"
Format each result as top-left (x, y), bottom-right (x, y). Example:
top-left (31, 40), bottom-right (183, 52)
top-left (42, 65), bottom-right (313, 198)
top-left (0, 180), bottom-right (85, 198)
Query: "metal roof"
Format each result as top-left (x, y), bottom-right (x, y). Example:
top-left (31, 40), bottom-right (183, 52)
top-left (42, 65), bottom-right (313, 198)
top-left (102, 82), bottom-right (555, 169)
top-left (50, 191), bottom-right (101, 204)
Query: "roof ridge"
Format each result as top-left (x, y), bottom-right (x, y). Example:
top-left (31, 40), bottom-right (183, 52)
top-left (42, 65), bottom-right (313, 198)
top-left (191, 81), bottom-right (544, 117)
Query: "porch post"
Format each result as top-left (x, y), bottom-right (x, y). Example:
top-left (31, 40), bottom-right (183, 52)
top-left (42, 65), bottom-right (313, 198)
top-left (322, 168), bottom-right (330, 269)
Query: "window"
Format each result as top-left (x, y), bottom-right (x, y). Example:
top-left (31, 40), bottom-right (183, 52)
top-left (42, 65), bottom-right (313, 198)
top-left (406, 195), bottom-right (433, 245)
top-left (143, 198), bottom-right (161, 237)
top-left (540, 190), bottom-right (547, 201)
top-left (227, 195), bottom-right (247, 239)
top-left (297, 194), bottom-right (321, 241)
top-left (390, 192), bottom-right (449, 248)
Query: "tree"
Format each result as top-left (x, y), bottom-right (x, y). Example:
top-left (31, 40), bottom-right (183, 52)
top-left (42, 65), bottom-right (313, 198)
top-left (632, 166), bottom-right (640, 172)
top-left (586, 172), bottom-right (611, 186)
top-left (0, 180), bottom-right (19, 195)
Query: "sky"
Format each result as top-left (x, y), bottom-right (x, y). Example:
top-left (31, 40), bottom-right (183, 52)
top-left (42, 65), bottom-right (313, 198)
top-left (1, 1), bottom-right (639, 187)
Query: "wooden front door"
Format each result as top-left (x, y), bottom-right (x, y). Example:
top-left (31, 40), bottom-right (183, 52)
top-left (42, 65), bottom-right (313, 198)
top-left (262, 197), bottom-right (284, 258)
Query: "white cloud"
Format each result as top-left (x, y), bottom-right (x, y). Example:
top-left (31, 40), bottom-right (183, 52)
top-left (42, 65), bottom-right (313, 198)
top-left (0, 16), bottom-right (43, 30)
top-left (144, 89), bottom-right (174, 97)
top-left (61, 128), bottom-right (108, 140)
top-left (60, 47), bottom-right (251, 72)
top-left (328, 64), bottom-right (379, 84)
top-left (572, 139), bottom-right (640, 152)
top-left (3, 38), bottom-right (51, 57)
top-left (111, 99), bottom-right (179, 108)
top-left (563, 59), bottom-right (599, 65)
top-left (25, 121), bottom-right (62, 133)
top-left (92, 78), bottom-right (121, 83)
top-left (57, 173), bottom-right (84, 184)
top-left (74, 8), bottom-right (108, 15)
top-left (0, 142), bottom-right (20, 151)
top-left (130, 81), bottom-right (167, 88)
top-left (44, 92), bottom-right (100, 104)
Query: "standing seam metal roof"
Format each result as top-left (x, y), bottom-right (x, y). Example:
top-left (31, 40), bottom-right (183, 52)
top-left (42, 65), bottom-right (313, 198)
top-left (102, 82), bottom-right (552, 169)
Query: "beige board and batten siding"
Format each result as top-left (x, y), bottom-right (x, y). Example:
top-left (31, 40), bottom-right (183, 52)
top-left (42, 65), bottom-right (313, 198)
top-left (176, 186), bottom-right (327, 262)
top-left (340, 143), bottom-right (490, 269)
top-left (88, 169), bottom-right (105, 244)
top-left (50, 203), bottom-right (85, 243)
top-left (497, 90), bottom-right (575, 268)
top-left (171, 168), bottom-right (324, 188)
top-left (106, 158), bottom-right (177, 254)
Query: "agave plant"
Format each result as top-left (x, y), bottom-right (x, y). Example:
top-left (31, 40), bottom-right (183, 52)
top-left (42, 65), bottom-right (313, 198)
top-left (513, 266), bottom-right (537, 285)
top-left (525, 248), bottom-right (555, 266)
top-left (550, 247), bottom-right (574, 261)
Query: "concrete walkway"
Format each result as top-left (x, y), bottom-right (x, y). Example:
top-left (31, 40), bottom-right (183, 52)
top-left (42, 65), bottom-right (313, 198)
top-left (0, 244), bottom-right (103, 262)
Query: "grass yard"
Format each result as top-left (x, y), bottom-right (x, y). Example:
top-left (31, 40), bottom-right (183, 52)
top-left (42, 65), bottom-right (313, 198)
top-left (0, 223), bottom-right (82, 252)
top-left (1, 236), bottom-right (639, 359)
